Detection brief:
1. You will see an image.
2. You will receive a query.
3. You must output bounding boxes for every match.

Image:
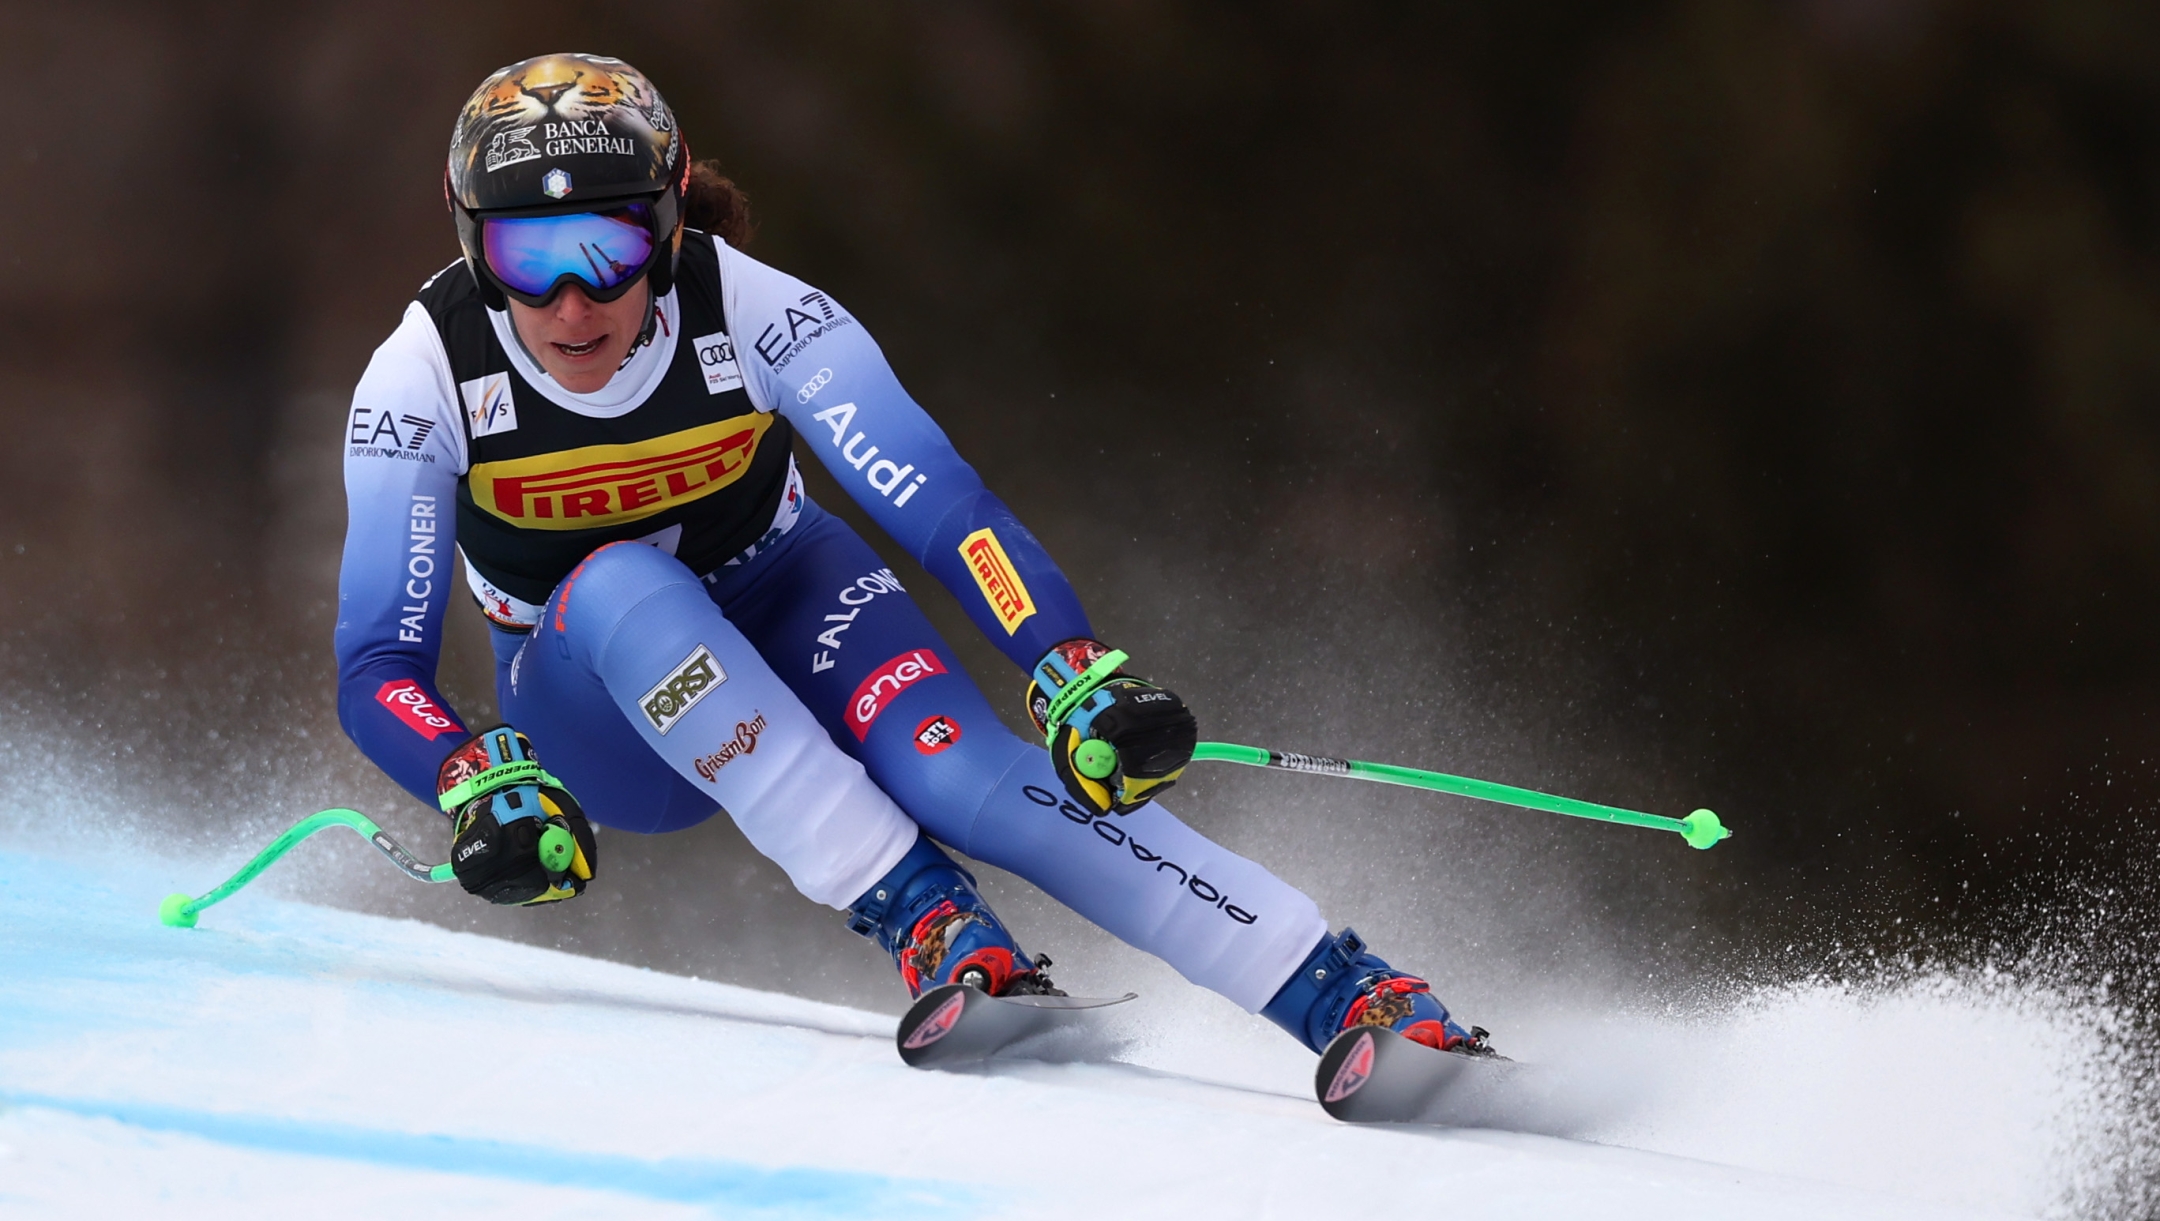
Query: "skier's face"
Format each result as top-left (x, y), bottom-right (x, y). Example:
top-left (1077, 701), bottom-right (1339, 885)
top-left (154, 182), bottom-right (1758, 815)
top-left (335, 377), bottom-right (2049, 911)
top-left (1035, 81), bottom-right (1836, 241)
top-left (506, 282), bottom-right (651, 393)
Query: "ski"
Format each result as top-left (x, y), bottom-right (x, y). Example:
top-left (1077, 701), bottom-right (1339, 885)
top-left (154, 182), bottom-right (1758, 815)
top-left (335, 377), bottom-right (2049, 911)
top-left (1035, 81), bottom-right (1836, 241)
top-left (1315, 1025), bottom-right (1524, 1125)
top-left (895, 983), bottom-right (1136, 1068)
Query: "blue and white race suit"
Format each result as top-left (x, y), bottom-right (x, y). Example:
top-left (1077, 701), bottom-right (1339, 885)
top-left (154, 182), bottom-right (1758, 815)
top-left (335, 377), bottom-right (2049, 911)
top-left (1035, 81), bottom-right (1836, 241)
top-left (334, 233), bottom-right (1326, 1011)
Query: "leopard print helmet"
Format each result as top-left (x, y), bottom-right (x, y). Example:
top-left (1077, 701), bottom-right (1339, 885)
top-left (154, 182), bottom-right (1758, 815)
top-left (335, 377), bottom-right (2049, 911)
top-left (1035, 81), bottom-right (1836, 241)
top-left (445, 54), bottom-right (691, 308)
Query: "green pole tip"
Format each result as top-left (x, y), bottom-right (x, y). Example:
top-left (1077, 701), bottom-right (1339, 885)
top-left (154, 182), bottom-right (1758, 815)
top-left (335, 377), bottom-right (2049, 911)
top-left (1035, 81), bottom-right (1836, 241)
top-left (537, 824), bottom-right (575, 873)
top-left (1075, 739), bottom-right (1118, 780)
top-left (1679, 809), bottom-right (1729, 850)
top-left (159, 893), bottom-right (200, 928)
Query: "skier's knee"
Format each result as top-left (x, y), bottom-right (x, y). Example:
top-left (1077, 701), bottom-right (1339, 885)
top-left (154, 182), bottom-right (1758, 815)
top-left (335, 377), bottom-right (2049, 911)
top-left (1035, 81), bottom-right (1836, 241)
top-left (569, 540), bottom-right (699, 597)
top-left (548, 541), bottom-right (705, 639)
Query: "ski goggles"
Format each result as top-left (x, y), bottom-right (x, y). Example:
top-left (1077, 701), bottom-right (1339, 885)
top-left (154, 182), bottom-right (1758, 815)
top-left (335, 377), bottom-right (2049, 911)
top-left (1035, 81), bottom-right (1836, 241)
top-left (479, 202), bottom-right (660, 307)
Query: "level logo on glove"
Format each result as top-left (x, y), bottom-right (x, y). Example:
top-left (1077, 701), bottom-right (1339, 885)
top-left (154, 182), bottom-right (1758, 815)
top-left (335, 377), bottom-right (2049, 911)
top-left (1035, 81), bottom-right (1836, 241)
top-left (437, 726), bottom-right (598, 906)
top-left (1026, 638), bottom-right (1198, 815)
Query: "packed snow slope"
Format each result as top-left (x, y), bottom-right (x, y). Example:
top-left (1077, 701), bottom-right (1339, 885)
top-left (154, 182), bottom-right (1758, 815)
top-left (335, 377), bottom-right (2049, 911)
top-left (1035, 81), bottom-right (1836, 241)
top-left (0, 845), bottom-right (2071, 1221)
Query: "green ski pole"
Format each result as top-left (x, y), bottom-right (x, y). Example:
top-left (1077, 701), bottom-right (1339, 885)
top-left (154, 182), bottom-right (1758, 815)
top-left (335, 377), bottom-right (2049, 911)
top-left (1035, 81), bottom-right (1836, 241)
top-left (158, 807), bottom-right (578, 928)
top-left (1185, 742), bottom-right (1730, 850)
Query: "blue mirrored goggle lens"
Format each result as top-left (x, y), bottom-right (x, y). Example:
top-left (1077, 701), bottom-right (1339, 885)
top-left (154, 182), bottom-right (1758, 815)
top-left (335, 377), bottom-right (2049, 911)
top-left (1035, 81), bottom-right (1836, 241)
top-left (481, 204), bottom-right (658, 300)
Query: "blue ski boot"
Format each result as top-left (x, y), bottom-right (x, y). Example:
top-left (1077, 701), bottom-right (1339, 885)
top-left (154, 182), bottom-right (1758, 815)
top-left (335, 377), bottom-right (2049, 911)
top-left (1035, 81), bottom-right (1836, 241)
top-left (846, 834), bottom-right (1059, 998)
top-left (1260, 928), bottom-right (1493, 1055)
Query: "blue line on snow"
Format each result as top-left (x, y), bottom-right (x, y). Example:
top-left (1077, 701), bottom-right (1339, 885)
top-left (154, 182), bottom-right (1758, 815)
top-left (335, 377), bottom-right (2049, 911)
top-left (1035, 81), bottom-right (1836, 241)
top-left (2, 1090), bottom-right (976, 1218)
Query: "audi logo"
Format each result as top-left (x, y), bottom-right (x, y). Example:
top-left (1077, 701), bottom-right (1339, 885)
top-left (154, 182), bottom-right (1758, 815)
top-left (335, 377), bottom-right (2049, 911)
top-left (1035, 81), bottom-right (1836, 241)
top-left (796, 368), bottom-right (834, 403)
top-left (699, 339), bottom-right (735, 366)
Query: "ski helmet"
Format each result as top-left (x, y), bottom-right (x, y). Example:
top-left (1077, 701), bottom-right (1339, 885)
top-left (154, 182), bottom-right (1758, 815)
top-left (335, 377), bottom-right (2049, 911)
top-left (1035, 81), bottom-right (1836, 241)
top-left (447, 53), bottom-right (691, 309)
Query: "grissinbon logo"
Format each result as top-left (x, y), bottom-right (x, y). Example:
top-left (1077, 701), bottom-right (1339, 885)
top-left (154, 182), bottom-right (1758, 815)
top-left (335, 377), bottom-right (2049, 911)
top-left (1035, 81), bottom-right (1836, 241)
top-left (473, 414), bottom-right (773, 529)
top-left (959, 528), bottom-right (1035, 635)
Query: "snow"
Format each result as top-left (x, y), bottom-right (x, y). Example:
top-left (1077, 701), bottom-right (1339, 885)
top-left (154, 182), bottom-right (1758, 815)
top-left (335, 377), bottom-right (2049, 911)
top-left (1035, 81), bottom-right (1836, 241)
top-left (0, 844), bottom-right (2081, 1221)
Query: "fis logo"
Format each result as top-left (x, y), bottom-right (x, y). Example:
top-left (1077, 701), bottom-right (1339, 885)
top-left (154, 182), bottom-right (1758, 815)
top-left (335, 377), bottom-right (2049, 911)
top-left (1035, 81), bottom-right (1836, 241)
top-left (691, 331), bottom-right (745, 396)
top-left (473, 415), bottom-right (774, 529)
top-left (459, 372), bottom-right (518, 438)
top-left (847, 650), bottom-right (946, 740)
top-left (959, 529), bottom-right (1036, 635)
top-left (641, 644), bottom-right (726, 735)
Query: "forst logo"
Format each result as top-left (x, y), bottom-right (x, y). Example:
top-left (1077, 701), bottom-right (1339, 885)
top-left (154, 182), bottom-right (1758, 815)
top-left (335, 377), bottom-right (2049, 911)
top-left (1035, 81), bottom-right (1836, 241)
top-left (640, 645), bottom-right (727, 735)
top-left (376, 680), bottom-right (462, 740)
top-left (847, 650), bottom-right (947, 740)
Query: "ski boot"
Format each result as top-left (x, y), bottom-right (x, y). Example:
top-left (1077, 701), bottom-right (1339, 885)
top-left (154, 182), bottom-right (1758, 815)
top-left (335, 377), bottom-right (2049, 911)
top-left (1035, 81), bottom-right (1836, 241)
top-left (846, 834), bottom-right (1060, 999)
top-left (1260, 927), bottom-right (1493, 1056)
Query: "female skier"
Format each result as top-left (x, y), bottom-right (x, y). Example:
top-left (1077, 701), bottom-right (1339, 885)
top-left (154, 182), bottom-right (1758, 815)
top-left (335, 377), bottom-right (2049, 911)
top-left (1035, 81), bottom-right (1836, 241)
top-left (336, 53), bottom-right (1488, 1058)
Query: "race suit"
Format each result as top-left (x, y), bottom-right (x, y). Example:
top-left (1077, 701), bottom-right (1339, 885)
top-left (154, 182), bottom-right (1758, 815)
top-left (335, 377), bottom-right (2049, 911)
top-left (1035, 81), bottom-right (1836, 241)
top-left (334, 233), bottom-right (1327, 1011)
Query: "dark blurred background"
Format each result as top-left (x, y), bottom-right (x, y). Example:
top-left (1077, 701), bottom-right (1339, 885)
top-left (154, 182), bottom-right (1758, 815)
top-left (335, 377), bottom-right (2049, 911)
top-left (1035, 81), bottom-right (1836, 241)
top-left (3, 2), bottom-right (2156, 1023)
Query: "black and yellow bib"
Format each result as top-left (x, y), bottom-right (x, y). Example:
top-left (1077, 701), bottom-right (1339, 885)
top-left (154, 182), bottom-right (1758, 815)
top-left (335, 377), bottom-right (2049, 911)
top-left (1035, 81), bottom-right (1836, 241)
top-left (419, 235), bottom-right (793, 613)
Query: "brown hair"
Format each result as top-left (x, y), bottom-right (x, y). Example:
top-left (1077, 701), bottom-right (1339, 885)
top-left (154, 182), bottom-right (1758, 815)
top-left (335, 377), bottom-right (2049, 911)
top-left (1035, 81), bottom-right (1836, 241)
top-left (683, 160), bottom-right (754, 249)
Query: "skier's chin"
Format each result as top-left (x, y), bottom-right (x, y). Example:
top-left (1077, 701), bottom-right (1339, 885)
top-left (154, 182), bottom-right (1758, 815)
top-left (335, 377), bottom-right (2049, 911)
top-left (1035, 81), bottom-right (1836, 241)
top-left (505, 282), bottom-right (649, 393)
top-left (542, 335), bottom-right (618, 389)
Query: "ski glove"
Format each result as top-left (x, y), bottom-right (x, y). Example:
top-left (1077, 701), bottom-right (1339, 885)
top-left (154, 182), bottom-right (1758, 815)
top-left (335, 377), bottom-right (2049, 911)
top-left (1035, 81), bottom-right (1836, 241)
top-left (1026, 638), bottom-right (1197, 815)
top-left (436, 725), bottom-right (597, 906)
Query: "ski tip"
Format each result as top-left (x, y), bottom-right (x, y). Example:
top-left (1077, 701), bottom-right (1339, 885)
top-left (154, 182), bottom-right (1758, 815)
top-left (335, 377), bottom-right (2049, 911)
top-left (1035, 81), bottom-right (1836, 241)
top-left (1314, 1025), bottom-right (1515, 1124)
top-left (158, 893), bottom-right (200, 929)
